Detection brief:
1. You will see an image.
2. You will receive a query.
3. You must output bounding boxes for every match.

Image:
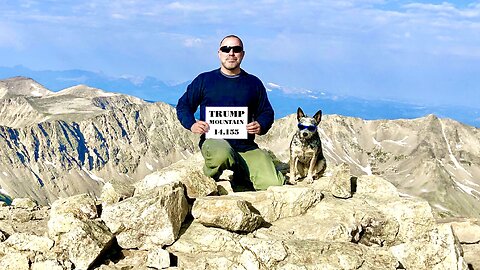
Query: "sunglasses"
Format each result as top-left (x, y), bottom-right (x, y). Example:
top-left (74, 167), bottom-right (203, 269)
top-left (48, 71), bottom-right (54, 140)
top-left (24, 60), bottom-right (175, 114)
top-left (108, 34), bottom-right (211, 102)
top-left (220, 46), bottom-right (243, 53)
top-left (298, 123), bottom-right (317, 132)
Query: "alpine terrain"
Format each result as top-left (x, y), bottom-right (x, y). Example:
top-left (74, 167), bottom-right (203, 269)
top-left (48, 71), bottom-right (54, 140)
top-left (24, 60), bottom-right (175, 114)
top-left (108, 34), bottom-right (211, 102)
top-left (1, 76), bottom-right (480, 269)
top-left (0, 77), bottom-right (198, 204)
top-left (0, 76), bottom-right (479, 219)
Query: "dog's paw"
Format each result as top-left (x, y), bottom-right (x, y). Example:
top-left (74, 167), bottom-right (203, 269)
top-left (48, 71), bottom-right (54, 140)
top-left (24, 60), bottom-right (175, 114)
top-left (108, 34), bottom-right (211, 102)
top-left (287, 174), bottom-right (298, 185)
top-left (287, 179), bottom-right (298, 185)
top-left (305, 176), bottom-right (314, 184)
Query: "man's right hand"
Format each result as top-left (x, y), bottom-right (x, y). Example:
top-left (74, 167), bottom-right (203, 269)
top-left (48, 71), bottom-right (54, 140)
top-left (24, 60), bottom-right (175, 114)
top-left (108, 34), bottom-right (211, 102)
top-left (190, 120), bottom-right (209, 134)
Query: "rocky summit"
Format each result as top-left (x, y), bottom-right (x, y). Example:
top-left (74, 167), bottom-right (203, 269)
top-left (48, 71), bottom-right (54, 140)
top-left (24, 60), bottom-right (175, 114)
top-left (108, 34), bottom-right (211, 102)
top-left (1, 158), bottom-right (479, 269)
top-left (1, 77), bottom-right (480, 269)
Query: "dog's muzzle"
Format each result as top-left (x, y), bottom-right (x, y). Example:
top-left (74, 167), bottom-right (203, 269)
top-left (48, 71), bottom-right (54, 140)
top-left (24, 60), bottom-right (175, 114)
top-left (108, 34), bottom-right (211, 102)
top-left (300, 131), bottom-right (311, 138)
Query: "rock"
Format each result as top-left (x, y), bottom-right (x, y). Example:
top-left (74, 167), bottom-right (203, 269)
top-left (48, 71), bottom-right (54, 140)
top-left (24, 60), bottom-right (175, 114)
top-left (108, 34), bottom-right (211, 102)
top-left (355, 175), bottom-right (400, 198)
top-left (267, 185), bottom-right (324, 221)
top-left (462, 243), bottom-right (480, 270)
top-left (169, 222), bottom-right (399, 270)
top-left (10, 208), bottom-right (34, 222)
top-left (3, 232), bottom-right (54, 253)
top-left (30, 260), bottom-right (64, 270)
top-left (252, 195), bottom-right (399, 246)
top-left (167, 222), bottom-right (244, 269)
top-left (11, 198), bottom-right (37, 210)
top-left (238, 237), bottom-right (288, 269)
top-left (100, 182), bottom-right (135, 206)
top-left (167, 221), bottom-right (243, 255)
top-left (390, 223), bottom-right (469, 270)
top-left (192, 196), bottom-right (264, 232)
top-left (216, 180), bottom-right (234, 195)
top-left (278, 240), bottom-right (398, 269)
top-left (379, 197), bottom-right (436, 243)
top-left (98, 249), bottom-right (149, 270)
top-left (48, 194), bottom-right (114, 270)
top-left (0, 232), bottom-right (60, 268)
top-left (0, 205), bottom-right (49, 237)
top-left (0, 252), bottom-right (30, 270)
top-left (50, 193), bottom-right (98, 219)
top-left (134, 153), bottom-right (217, 199)
top-left (329, 163), bottom-right (353, 198)
top-left (443, 218), bottom-right (480, 244)
top-left (230, 185), bottom-right (323, 223)
top-left (147, 247), bottom-right (171, 269)
top-left (101, 180), bottom-right (189, 250)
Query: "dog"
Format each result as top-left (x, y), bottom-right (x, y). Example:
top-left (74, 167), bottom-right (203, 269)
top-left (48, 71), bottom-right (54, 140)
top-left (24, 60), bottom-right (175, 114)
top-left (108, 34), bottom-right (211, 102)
top-left (288, 107), bottom-right (326, 184)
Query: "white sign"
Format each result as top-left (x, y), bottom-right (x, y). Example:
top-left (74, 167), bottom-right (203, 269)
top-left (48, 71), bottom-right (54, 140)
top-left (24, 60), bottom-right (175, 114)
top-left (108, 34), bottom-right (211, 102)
top-left (205, 106), bottom-right (248, 139)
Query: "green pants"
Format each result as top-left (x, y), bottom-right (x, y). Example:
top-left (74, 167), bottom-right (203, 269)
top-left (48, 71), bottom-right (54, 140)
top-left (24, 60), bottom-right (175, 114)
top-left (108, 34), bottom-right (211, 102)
top-left (201, 139), bottom-right (284, 191)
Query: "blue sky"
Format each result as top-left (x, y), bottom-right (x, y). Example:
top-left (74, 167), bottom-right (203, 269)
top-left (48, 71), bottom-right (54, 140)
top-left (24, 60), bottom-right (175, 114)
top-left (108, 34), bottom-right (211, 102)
top-left (1, 0), bottom-right (479, 108)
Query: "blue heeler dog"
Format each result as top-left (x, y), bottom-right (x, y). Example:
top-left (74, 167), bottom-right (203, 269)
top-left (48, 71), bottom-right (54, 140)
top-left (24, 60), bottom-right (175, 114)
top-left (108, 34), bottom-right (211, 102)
top-left (288, 107), bottom-right (326, 184)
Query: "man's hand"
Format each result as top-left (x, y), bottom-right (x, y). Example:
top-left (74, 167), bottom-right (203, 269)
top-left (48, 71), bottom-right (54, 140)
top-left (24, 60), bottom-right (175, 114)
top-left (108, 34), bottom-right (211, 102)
top-left (190, 121), bottom-right (209, 134)
top-left (246, 121), bottom-right (261, 135)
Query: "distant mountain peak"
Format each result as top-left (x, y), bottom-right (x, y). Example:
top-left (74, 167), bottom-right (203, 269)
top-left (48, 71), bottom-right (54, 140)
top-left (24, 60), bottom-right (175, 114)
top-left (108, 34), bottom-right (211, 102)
top-left (56, 84), bottom-right (118, 98)
top-left (0, 76), bottom-right (53, 98)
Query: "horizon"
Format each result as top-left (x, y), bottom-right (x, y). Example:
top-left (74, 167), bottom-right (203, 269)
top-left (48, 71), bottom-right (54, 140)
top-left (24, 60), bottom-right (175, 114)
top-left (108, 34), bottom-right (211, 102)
top-left (1, 1), bottom-right (479, 110)
top-left (1, 69), bottom-right (479, 128)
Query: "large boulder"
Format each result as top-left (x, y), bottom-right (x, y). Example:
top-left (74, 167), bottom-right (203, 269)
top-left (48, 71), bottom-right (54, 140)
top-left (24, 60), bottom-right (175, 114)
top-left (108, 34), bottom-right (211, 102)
top-left (134, 153), bottom-right (217, 199)
top-left (48, 193), bottom-right (114, 270)
top-left (192, 196), bottom-right (264, 232)
top-left (329, 163), bottom-right (353, 198)
top-left (101, 180), bottom-right (189, 250)
top-left (2, 232), bottom-right (54, 253)
top-left (100, 182), bottom-right (135, 206)
top-left (11, 198), bottom-right (38, 210)
top-left (390, 223), bottom-right (468, 270)
top-left (230, 185), bottom-right (323, 223)
top-left (445, 218), bottom-right (480, 244)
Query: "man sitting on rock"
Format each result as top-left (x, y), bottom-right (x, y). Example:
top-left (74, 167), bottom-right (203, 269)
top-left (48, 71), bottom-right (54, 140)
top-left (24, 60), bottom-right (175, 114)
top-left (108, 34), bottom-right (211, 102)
top-left (176, 34), bottom-right (284, 191)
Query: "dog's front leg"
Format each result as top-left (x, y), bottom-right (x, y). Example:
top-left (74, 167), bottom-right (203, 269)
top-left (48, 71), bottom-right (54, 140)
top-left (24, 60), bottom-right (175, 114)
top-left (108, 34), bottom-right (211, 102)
top-left (288, 157), bottom-right (299, 184)
top-left (306, 153), bottom-right (318, 184)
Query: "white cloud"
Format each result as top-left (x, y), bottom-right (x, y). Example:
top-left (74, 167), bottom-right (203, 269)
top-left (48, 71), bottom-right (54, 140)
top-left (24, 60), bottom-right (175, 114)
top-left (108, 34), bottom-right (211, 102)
top-left (403, 2), bottom-right (480, 18)
top-left (183, 38), bottom-right (203, 48)
top-left (166, 1), bottom-right (219, 12)
top-left (267, 82), bottom-right (281, 89)
top-left (111, 13), bottom-right (129, 20)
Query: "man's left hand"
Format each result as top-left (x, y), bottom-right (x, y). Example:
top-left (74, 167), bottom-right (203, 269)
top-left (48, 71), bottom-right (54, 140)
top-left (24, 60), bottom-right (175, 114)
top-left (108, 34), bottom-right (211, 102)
top-left (246, 121), bottom-right (261, 134)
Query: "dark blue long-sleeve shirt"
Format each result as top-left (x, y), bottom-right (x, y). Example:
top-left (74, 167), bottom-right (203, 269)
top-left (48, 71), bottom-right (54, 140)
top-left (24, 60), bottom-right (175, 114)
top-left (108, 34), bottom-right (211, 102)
top-left (176, 68), bottom-right (274, 152)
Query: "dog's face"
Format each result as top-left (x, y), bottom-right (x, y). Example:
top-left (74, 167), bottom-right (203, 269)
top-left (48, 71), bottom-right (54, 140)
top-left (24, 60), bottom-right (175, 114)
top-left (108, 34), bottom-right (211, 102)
top-left (296, 107), bottom-right (322, 140)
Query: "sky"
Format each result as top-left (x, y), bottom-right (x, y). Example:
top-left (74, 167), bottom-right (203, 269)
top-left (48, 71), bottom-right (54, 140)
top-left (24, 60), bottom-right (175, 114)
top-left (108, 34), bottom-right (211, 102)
top-left (0, 0), bottom-right (479, 108)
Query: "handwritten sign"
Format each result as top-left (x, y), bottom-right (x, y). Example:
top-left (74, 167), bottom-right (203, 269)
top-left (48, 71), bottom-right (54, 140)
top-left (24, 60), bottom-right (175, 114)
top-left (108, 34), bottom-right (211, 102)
top-left (205, 106), bottom-right (248, 139)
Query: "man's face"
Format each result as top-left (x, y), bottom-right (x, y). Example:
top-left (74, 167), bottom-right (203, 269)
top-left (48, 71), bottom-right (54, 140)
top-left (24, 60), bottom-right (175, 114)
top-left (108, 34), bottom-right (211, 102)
top-left (218, 37), bottom-right (244, 74)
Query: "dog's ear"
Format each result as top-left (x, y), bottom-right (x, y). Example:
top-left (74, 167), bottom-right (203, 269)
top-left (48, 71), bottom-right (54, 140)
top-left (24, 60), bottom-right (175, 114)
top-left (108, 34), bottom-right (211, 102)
top-left (313, 110), bottom-right (322, 124)
top-left (297, 107), bottom-right (305, 120)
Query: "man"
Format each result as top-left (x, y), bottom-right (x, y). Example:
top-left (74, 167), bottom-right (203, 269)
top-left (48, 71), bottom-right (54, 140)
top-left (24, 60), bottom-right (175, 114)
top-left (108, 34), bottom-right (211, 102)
top-left (176, 34), bottom-right (284, 191)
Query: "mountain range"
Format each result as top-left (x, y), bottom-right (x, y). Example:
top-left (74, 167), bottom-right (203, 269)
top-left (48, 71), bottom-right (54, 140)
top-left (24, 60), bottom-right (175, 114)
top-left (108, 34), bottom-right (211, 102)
top-left (0, 76), bottom-right (198, 204)
top-left (0, 76), bottom-right (479, 220)
top-left (1, 65), bottom-right (479, 128)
